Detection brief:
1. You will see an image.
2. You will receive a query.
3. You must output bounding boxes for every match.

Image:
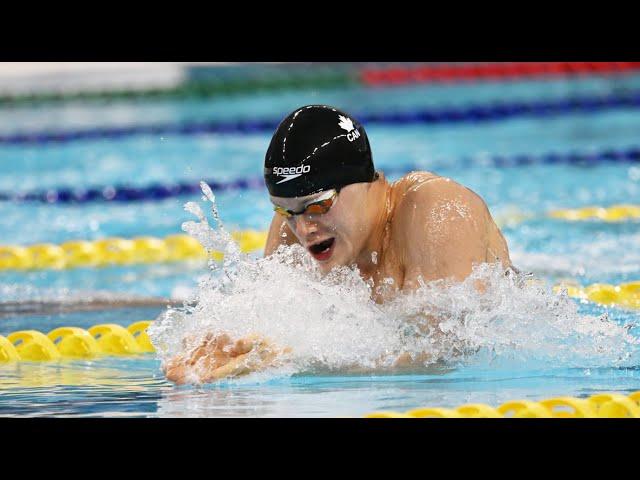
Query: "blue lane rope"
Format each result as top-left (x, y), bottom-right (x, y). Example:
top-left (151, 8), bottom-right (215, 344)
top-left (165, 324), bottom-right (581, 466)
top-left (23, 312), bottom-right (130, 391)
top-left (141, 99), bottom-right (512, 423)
top-left (3, 146), bottom-right (640, 204)
top-left (2, 91), bottom-right (640, 146)
top-left (0, 177), bottom-right (267, 203)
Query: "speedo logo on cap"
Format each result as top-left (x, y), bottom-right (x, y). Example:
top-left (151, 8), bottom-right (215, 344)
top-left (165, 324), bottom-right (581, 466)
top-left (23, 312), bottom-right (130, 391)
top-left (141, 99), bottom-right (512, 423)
top-left (273, 165), bottom-right (311, 184)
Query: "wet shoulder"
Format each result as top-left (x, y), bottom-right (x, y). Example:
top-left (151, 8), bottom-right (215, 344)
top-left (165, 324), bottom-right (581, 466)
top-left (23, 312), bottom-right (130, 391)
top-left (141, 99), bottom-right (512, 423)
top-left (390, 171), bottom-right (440, 197)
top-left (391, 171), bottom-right (483, 209)
top-left (389, 171), bottom-right (490, 230)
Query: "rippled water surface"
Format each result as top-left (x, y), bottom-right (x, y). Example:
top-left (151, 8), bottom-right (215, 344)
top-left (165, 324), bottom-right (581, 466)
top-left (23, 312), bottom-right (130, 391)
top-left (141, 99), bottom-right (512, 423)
top-left (2, 72), bottom-right (640, 416)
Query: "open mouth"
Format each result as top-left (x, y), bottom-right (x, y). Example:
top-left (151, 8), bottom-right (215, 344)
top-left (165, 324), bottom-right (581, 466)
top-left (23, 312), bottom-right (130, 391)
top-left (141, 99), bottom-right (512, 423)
top-left (308, 237), bottom-right (335, 261)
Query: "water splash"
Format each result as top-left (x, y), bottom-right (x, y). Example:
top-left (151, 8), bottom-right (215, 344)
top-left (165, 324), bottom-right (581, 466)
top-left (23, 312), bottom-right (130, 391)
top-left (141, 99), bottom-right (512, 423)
top-left (384, 265), bottom-right (639, 369)
top-left (148, 182), bottom-right (640, 383)
top-left (182, 181), bottom-right (240, 262)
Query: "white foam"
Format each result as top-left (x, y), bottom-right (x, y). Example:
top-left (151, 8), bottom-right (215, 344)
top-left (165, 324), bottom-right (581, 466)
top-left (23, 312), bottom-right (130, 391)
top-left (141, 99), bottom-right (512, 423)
top-left (148, 182), bottom-right (640, 383)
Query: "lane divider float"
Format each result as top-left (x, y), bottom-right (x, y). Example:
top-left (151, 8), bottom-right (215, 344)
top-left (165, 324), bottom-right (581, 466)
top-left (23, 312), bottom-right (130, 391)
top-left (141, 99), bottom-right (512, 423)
top-left (549, 205), bottom-right (640, 222)
top-left (1, 201), bottom-right (639, 272)
top-left (0, 231), bottom-right (267, 271)
top-left (553, 280), bottom-right (640, 309)
top-left (365, 391), bottom-right (640, 418)
top-left (0, 320), bottom-right (154, 362)
top-left (494, 204), bottom-right (640, 228)
top-left (3, 322), bottom-right (639, 419)
top-left (360, 62), bottom-right (640, 86)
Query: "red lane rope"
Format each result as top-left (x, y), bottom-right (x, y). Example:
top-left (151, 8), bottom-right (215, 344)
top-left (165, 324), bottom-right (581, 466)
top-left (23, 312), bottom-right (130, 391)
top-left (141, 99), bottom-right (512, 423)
top-left (360, 62), bottom-right (640, 86)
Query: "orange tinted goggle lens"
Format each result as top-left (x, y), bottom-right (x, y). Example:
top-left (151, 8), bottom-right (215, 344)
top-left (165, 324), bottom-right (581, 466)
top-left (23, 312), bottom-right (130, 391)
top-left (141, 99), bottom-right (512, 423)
top-left (274, 192), bottom-right (337, 217)
top-left (305, 199), bottom-right (333, 215)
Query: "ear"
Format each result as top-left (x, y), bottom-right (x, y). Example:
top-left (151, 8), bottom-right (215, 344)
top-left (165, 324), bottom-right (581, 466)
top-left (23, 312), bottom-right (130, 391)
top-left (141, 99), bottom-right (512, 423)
top-left (368, 175), bottom-right (378, 190)
top-left (368, 171), bottom-right (380, 189)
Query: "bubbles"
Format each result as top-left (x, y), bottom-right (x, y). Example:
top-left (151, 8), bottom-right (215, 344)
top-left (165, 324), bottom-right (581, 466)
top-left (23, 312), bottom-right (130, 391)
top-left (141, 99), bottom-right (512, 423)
top-left (148, 182), bottom-right (640, 384)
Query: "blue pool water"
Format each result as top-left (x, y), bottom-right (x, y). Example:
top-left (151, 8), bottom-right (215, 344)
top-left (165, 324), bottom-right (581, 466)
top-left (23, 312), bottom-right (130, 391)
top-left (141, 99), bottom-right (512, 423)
top-left (1, 70), bottom-right (640, 417)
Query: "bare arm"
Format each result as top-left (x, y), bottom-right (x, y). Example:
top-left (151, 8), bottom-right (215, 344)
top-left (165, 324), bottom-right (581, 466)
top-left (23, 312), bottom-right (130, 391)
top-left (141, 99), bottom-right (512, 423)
top-left (264, 213), bottom-right (299, 256)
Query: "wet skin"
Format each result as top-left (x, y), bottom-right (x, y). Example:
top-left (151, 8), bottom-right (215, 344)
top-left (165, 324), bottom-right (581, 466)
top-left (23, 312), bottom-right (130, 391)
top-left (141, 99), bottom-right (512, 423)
top-left (265, 171), bottom-right (511, 302)
top-left (164, 171), bottom-right (512, 383)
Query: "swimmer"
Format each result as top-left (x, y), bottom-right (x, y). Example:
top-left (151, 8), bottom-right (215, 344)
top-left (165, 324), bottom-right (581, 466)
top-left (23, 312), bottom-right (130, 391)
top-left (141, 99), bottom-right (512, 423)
top-left (164, 105), bottom-right (513, 384)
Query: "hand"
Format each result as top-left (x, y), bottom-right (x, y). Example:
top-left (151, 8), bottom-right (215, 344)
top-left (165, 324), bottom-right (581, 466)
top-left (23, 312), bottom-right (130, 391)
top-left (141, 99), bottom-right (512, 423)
top-left (163, 333), bottom-right (290, 385)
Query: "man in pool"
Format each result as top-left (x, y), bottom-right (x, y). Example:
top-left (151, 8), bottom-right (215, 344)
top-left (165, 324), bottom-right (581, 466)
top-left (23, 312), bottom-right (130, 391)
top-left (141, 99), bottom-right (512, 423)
top-left (164, 104), bottom-right (512, 384)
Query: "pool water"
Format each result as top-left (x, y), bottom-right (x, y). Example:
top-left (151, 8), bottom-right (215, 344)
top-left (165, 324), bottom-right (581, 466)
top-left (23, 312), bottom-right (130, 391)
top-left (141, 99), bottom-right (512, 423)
top-left (1, 69), bottom-right (640, 417)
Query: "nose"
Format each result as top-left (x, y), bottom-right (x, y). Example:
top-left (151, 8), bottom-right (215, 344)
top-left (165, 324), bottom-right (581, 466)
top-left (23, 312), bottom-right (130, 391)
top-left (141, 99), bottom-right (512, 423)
top-left (292, 214), bottom-right (317, 238)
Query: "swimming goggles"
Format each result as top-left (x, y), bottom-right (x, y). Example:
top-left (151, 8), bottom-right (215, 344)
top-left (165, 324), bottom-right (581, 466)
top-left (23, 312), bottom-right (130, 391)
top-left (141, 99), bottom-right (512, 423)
top-left (273, 189), bottom-right (339, 218)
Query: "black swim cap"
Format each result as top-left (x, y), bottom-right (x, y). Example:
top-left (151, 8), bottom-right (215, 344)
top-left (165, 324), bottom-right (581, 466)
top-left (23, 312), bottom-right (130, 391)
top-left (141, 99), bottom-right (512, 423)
top-left (264, 105), bottom-right (376, 197)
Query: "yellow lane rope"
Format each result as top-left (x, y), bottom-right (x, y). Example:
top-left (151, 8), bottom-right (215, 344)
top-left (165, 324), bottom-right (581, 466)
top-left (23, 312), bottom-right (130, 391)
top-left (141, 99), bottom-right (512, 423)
top-left (553, 280), bottom-right (640, 309)
top-left (492, 204), bottom-right (640, 228)
top-left (364, 392), bottom-right (640, 418)
top-left (2, 321), bottom-right (638, 419)
top-left (0, 321), bottom-right (155, 362)
top-left (1, 204), bottom-right (638, 271)
top-left (0, 231), bottom-right (267, 270)
top-left (2, 322), bottom-right (639, 419)
top-left (548, 204), bottom-right (640, 222)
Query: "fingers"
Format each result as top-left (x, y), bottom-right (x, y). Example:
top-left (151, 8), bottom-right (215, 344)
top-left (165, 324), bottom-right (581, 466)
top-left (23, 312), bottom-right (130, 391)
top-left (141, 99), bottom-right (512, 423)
top-left (184, 333), bottom-right (232, 366)
top-left (199, 343), bottom-right (284, 382)
top-left (230, 338), bottom-right (254, 356)
top-left (164, 333), bottom-right (236, 385)
top-left (200, 354), bottom-right (254, 382)
top-left (196, 342), bottom-right (280, 383)
top-left (181, 332), bottom-right (228, 350)
top-left (230, 334), bottom-right (270, 356)
top-left (164, 361), bottom-right (188, 385)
